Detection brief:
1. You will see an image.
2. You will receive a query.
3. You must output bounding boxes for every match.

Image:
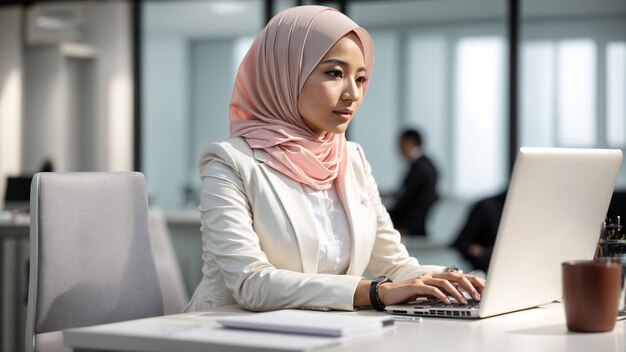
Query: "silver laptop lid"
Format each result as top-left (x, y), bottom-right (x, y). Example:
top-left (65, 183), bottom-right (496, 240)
top-left (479, 148), bottom-right (622, 318)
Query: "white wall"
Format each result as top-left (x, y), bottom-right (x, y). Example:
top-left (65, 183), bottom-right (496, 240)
top-left (83, 1), bottom-right (133, 171)
top-left (0, 7), bottom-right (23, 207)
top-left (21, 0), bottom-right (133, 174)
top-left (23, 47), bottom-right (72, 172)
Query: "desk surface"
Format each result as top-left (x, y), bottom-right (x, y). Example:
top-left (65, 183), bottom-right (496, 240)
top-left (64, 303), bottom-right (625, 352)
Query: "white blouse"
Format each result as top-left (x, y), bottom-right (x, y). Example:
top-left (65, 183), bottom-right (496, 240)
top-left (302, 184), bottom-right (352, 275)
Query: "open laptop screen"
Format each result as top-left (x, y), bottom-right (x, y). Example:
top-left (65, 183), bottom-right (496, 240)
top-left (386, 148), bottom-right (622, 319)
top-left (479, 147), bottom-right (622, 318)
top-left (4, 176), bottom-right (32, 211)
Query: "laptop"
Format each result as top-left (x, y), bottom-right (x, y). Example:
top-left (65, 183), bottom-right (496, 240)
top-left (385, 147), bottom-right (623, 319)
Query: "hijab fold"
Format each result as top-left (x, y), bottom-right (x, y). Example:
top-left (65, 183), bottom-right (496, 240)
top-left (229, 5), bottom-right (374, 191)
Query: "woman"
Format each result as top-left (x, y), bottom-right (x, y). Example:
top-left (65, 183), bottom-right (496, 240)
top-left (185, 5), bottom-right (484, 312)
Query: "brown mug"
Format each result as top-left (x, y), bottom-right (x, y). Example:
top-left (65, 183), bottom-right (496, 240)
top-left (562, 260), bottom-right (622, 332)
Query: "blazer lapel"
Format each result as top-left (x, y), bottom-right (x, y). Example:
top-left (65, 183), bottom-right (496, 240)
top-left (254, 149), bottom-right (320, 273)
top-left (342, 157), bottom-right (370, 275)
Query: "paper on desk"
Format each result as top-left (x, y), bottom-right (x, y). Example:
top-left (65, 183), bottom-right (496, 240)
top-left (217, 310), bottom-right (395, 337)
top-left (64, 317), bottom-right (370, 352)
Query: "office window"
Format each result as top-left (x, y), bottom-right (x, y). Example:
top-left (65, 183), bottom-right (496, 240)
top-left (557, 39), bottom-right (596, 147)
top-left (607, 41), bottom-right (626, 147)
top-left (454, 36), bottom-right (506, 197)
top-left (233, 36), bottom-right (254, 79)
top-left (406, 33), bottom-right (449, 192)
top-left (349, 31), bottom-right (400, 193)
top-left (142, 0), bottom-right (262, 209)
top-left (520, 41), bottom-right (555, 148)
top-left (520, 13), bottom-right (626, 187)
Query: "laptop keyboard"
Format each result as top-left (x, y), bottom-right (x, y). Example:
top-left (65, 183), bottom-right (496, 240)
top-left (421, 297), bottom-right (480, 308)
top-left (388, 297), bottom-right (480, 318)
top-left (387, 291), bottom-right (481, 318)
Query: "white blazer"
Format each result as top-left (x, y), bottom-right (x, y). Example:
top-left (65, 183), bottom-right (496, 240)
top-left (185, 137), bottom-right (444, 312)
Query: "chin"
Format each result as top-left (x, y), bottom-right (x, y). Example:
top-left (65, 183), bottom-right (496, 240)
top-left (329, 123), bottom-right (351, 135)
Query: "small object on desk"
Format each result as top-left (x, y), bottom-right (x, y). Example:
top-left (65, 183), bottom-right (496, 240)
top-left (596, 216), bottom-right (625, 258)
top-left (562, 260), bottom-right (622, 332)
top-left (216, 310), bottom-right (394, 337)
top-left (608, 216), bottom-right (623, 240)
top-left (392, 315), bottom-right (422, 323)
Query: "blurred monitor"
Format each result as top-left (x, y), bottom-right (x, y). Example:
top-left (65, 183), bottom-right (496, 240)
top-left (4, 176), bottom-right (32, 211)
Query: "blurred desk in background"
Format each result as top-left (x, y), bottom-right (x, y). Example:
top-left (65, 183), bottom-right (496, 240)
top-left (401, 236), bottom-right (472, 273)
top-left (165, 210), bottom-right (203, 297)
top-left (0, 212), bottom-right (30, 352)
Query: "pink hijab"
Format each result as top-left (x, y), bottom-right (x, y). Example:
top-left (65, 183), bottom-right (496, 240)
top-left (229, 5), bottom-right (374, 191)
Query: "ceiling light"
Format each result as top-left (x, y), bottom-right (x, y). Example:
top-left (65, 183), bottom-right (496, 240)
top-left (210, 1), bottom-right (249, 16)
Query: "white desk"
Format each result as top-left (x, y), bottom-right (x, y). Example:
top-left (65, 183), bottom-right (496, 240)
top-left (64, 303), bottom-right (625, 352)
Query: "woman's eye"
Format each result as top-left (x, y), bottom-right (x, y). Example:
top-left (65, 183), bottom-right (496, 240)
top-left (356, 76), bottom-right (367, 84)
top-left (326, 70), bottom-right (343, 78)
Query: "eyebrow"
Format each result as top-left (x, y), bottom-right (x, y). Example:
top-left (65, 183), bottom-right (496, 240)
top-left (319, 58), bottom-right (366, 72)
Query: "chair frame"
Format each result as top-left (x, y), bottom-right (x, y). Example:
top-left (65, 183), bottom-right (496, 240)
top-left (25, 173), bottom-right (41, 352)
top-left (24, 172), bottom-right (164, 352)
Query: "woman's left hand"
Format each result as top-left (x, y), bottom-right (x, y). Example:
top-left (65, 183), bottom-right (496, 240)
top-left (430, 271), bottom-right (486, 301)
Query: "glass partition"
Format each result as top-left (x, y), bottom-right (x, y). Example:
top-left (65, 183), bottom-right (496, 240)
top-left (349, 0), bottom-right (509, 199)
top-left (519, 0), bottom-right (626, 186)
top-left (141, 0), bottom-right (510, 211)
top-left (141, 0), bottom-right (266, 210)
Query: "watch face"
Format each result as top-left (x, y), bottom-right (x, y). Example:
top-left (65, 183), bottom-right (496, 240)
top-left (373, 276), bottom-right (387, 283)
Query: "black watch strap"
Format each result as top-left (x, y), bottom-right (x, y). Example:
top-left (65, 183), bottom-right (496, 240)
top-left (369, 276), bottom-right (392, 311)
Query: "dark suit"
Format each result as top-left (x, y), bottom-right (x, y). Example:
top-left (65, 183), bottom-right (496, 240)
top-left (452, 191), bottom-right (507, 272)
top-left (389, 155), bottom-right (439, 236)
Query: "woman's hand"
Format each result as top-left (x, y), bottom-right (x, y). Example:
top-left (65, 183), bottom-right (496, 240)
top-left (376, 272), bottom-right (486, 306)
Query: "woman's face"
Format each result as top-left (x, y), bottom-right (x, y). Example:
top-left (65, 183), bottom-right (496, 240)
top-left (298, 33), bottom-right (367, 137)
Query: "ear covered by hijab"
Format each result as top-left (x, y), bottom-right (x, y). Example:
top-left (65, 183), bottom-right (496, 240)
top-left (229, 5), bottom-right (374, 192)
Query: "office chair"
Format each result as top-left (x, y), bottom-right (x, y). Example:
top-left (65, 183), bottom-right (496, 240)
top-left (148, 207), bottom-right (189, 314)
top-left (25, 172), bottom-right (164, 352)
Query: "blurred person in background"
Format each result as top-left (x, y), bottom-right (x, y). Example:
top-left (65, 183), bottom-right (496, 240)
top-left (452, 191), bottom-right (507, 272)
top-left (388, 129), bottom-right (439, 236)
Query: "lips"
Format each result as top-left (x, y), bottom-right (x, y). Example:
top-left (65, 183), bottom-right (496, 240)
top-left (333, 108), bottom-right (353, 121)
top-left (334, 108), bottom-right (353, 115)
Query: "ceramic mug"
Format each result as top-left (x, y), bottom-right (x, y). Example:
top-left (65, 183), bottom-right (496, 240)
top-left (562, 260), bottom-right (621, 332)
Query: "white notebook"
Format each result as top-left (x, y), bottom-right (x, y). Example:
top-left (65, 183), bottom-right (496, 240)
top-left (64, 318), bottom-right (350, 352)
top-left (216, 310), bottom-right (395, 337)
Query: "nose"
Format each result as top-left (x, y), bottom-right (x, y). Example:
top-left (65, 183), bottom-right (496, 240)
top-left (341, 79), bottom-right (361, 102)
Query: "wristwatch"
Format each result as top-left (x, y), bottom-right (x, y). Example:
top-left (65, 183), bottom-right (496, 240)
top-left (369, 276), bottom-right (393, 311)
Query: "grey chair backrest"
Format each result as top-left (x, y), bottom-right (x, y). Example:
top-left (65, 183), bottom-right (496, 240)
top-left (25, 172), bottom-right (164, 352)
